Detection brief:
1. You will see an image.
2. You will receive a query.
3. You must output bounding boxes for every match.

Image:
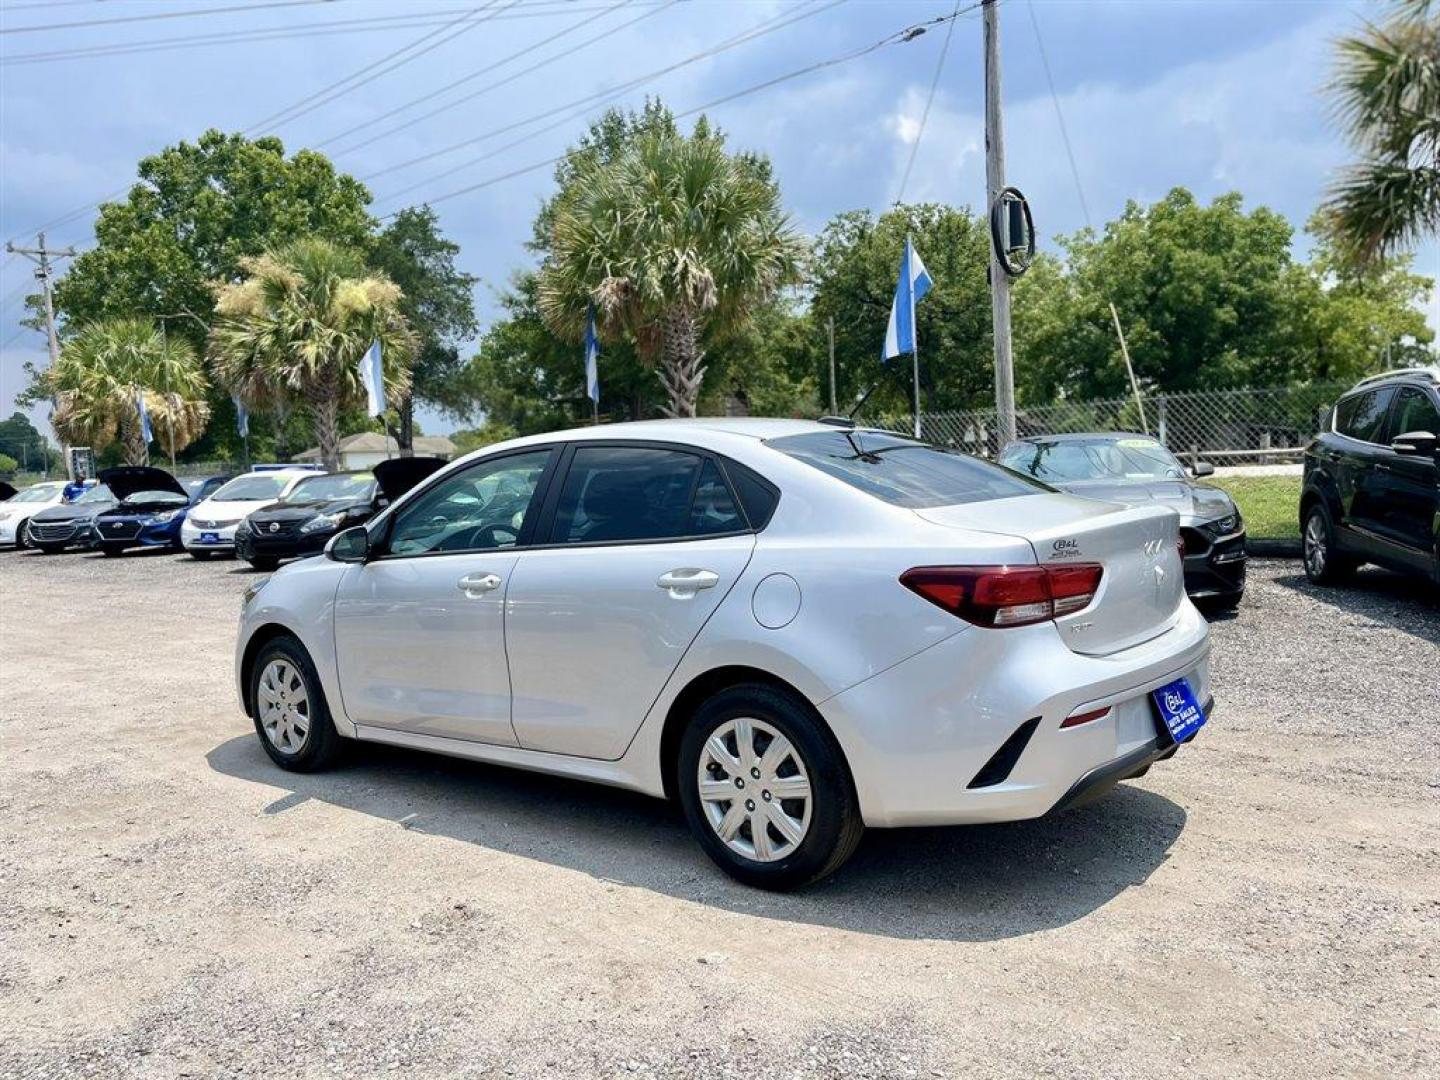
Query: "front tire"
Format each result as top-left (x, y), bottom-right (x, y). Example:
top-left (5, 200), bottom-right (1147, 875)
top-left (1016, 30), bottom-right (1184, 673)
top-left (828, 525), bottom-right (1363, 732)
top-left (16, 522), bottom-right (33, 550)
top-left (189, 549), bottom-right (213, 561)
top-left (1303, 504), bottom-right (1357, 586)
top-left (248, 555), bottom-right (280, 572)
top-left (249, 635), bottom-right (343, 772)
top-left (677, 684), bottom-right (864, 891)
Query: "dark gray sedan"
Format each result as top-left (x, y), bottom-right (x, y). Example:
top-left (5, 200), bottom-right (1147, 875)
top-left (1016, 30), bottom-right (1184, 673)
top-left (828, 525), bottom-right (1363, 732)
top-left (999, 433), bottom-right (1245, 608)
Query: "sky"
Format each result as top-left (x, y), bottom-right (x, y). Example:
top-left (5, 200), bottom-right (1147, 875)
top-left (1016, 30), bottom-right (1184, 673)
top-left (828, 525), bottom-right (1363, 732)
top-left (2, 0), bottom-right (1437, 442)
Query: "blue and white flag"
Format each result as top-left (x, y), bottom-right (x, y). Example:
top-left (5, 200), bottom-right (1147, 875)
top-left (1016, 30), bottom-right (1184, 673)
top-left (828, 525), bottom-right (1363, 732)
top-left (882, 235), bottom-right (933, 361)
top-left (136, 390), bottom-right (153, 445)
top-left (583, 304), bottom-right (600, 405)
top-left (359, 339), bottom-right (386, 418)
top-left (232, 394), bottom-right (249, 438)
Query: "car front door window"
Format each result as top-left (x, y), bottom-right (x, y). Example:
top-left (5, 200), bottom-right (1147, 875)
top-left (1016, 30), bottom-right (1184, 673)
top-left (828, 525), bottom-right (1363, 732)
top-left (388, 451), bottom-right (552, 557)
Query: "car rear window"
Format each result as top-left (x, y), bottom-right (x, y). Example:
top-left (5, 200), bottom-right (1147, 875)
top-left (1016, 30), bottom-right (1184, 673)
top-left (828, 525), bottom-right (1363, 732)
top-left (767, 431), bottom-right (1047, 509)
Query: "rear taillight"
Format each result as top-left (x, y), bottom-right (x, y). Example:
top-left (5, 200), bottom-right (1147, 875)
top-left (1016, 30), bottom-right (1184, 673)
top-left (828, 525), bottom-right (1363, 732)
top-left (900, 564), bottom-right (1104, 628)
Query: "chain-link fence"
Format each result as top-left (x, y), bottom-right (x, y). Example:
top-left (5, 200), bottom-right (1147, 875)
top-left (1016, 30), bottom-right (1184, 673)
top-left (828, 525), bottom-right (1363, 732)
top-left (864, 383), bottom-right (1349, 463)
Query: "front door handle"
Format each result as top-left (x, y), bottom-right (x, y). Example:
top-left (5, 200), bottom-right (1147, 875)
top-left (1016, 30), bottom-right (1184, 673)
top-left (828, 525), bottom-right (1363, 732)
top-left (657, 568), bottom-right (720, 598)
top-left (457, 572), bottom-right (502, 597)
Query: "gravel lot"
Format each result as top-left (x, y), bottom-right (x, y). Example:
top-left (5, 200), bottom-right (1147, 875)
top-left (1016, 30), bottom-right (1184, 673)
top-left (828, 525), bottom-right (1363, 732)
top-left (1, 549), bottom-right (1436, 1079)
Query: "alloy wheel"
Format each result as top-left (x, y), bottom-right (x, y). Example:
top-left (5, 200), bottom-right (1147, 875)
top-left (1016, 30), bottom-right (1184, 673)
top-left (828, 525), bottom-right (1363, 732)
top-left (257, 658), bottom-right (311, 754)
top-left (1304, 513), bottom-right (1327, 577)
top-left (696, 717), bottom-right (812, 863)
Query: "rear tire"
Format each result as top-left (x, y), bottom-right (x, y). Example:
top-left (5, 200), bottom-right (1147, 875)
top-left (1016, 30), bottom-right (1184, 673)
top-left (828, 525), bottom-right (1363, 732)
top-left (249, 635), bottom-right (343, 773)
top-left (677, 683), bottom-right (864, 891)
top-left (1303, 504), bottom-right (1357, 586)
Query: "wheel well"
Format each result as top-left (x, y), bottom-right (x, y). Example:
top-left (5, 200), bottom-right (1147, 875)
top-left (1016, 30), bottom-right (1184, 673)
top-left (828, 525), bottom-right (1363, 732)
top-left (657, 665), bottom-right (818, 802)
top-left (239, 623), bottom-right (300, 718)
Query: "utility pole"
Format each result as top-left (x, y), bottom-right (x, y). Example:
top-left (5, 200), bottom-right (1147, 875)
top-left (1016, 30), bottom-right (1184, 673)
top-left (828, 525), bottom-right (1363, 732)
top-left (982, 0), bottom-right (1017, 449)
top-left (6, 232), bottom-right (75, 376)
top-left (826, 316), bottom-right (837, 414)
top-left (7, 232), bottom-right (77, 476)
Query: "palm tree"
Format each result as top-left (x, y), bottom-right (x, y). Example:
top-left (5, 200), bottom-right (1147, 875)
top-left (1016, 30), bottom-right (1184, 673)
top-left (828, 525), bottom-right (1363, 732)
top-left (49, 318), bottom-right (210, 466)
top-left (537, 126), bottom-right (804, 417)
top-left (209, 239), bottom-right (415, 470)
top-left (1322, 0), bottom-right (1440, 264)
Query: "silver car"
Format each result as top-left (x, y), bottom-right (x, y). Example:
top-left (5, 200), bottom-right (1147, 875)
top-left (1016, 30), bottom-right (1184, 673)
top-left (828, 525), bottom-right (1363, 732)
top-left (236, 419), bottom-right (1212, 889)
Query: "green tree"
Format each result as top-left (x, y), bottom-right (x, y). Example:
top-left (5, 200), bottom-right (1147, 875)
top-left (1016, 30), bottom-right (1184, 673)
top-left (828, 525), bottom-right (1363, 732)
top-left (537, 116), bottom-right (804, 417)
top-left (0, 412), bottom-right (55, 472)
top-left (809, 203), bottom-right (994, 420)
top-left (1321, 0), bottom-right (1439, 264)
top-left (370, 206), bottom-right (479, 455)
top-left (209, 239), bottom-right (414, 470)
top-left (47, 130), bottom-right (375, 461)
top-left (47, 318), bottom-right (210, 465)
top-left (0, 453), bottom-right (18, 478)
top-left (1014, 190), bottom-right (1434, 399)
top-left (450, 419), bottom-right (519, 456)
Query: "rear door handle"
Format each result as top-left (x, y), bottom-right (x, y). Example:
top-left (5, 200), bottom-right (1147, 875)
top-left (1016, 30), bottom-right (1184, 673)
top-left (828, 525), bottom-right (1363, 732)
top-left (457, 572), bottom-right (502, 597)
top-left (657, 568), bottom-right (719, 598)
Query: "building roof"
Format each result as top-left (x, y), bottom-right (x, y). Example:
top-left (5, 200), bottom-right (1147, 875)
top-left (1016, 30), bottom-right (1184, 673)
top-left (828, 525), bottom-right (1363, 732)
top-left (295, 433), bottom-right (456, 461)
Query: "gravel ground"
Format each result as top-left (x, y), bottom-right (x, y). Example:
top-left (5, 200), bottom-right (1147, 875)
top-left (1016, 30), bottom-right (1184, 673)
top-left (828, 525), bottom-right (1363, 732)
top-left (1, 550), bottom-right (1436, 1079)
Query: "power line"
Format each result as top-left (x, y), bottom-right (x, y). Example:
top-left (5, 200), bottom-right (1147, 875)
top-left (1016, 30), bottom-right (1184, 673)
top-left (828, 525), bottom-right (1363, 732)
top-left (362, 0), bottom-right (841, 188)
top-left (894, 0), bottom-right (962, 206)
top-left (0, 0), bottom-right (351, 36)
top-left (1025, 0), bottom-right (1090, 227)
top-left (322, 0), bottom-right (672, 154)
top-left (1, 1), bottom-right (652, 67)
top-left (244, 1), bottom-right (515, 135)
top-left (389, 3), bottom-right (983, 214)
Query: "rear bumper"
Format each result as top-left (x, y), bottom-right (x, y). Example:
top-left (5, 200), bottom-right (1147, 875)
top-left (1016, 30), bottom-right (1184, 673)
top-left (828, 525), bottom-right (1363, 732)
top-left (816, 601), bottom-right (1212, 828)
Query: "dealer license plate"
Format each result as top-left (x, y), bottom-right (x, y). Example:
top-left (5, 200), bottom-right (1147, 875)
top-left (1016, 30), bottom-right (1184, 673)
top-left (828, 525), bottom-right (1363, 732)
top-left (1152, 677), bottom-right (1206, 744)
top-left (199, 531), bottom-right (221, 545)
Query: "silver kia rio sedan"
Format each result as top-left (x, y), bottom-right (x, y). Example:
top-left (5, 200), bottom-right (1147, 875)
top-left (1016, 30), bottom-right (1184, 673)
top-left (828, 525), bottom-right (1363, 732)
top-left (236, 419), bottom-right (1212, 889)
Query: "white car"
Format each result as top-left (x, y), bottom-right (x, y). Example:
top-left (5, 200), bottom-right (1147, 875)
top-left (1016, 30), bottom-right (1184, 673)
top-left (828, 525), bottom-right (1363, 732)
top-left (182, 468), bottom-right (323, 559)
top-left (0, 481), bottom-right (69, 548)
top-left (235, 420), bottom-right (1212, 889)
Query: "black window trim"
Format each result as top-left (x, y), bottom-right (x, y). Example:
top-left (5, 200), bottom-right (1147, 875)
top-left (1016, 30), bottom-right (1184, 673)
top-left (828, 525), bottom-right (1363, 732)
top-left (367, 443), bottom-right (564, 562)
top-left (530, 439), bottom-right (762, 552)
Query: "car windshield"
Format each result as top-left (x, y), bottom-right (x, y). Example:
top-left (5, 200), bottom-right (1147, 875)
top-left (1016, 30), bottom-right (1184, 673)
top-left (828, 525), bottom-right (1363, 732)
top-left (121, 490), bottom-right (188, 507)
top-left (10, 483), bottom-right (64, 503)
top-left (73, 484), bottom-right (115, 504)
top-left (283, 473), bottom-right (374, 503)
top-left (1000, 437), bottom-right (1186, 482)
top-left (211, 475), bottom-right (288, 501)
top-left (768, 430), bottom-right (1047, 509)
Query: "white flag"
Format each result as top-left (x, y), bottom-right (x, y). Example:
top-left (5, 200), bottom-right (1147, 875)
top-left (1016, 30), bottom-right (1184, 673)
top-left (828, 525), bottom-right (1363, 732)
top-left (359, 340), bottom-right (385, 418)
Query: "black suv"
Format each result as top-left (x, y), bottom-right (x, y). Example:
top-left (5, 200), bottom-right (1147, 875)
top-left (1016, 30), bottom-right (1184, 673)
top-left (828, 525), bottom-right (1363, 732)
top-left (1301, 367), bottom-right (1439, 587)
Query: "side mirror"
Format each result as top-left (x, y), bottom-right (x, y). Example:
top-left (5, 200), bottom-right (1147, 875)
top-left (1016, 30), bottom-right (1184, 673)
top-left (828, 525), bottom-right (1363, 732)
top-left (1191, 461), bottom-right (1216, 478)
top-left (1390, 430), bottom-right (1438, 456)
top-left (325, 524), bottom-right (371, 563)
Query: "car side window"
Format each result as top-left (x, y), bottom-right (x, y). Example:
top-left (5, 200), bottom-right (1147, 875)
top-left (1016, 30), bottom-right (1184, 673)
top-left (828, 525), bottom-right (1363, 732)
top-left (549, 446), bottom-right (743, 545)
top-left (386, 449), bottom-right (552, 557)
top-left (1388, 388), bottom-right (1440, 439)
top-left (1336, 388), bottom-right (1395, 444)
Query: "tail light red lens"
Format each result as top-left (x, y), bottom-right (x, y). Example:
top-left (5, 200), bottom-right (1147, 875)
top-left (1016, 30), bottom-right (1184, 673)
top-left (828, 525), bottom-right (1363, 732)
top-left (1061, 705), bottom-right (1112, 729)
top-left (900, 564), bottom-right (1104, 628)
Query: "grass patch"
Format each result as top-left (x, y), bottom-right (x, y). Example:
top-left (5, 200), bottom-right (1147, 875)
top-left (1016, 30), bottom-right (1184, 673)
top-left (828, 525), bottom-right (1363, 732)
top-left (1208, 474), bottom-right (1301, 541)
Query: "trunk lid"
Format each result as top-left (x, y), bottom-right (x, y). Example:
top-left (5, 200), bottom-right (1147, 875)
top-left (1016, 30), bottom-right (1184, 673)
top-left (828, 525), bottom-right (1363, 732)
top-left (916, 492), bottom-right (1185, 656)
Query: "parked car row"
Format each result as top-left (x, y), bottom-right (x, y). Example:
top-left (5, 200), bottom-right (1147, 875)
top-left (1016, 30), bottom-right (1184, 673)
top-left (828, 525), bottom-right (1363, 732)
top-left (0, 459), bottom-right (447, 570)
